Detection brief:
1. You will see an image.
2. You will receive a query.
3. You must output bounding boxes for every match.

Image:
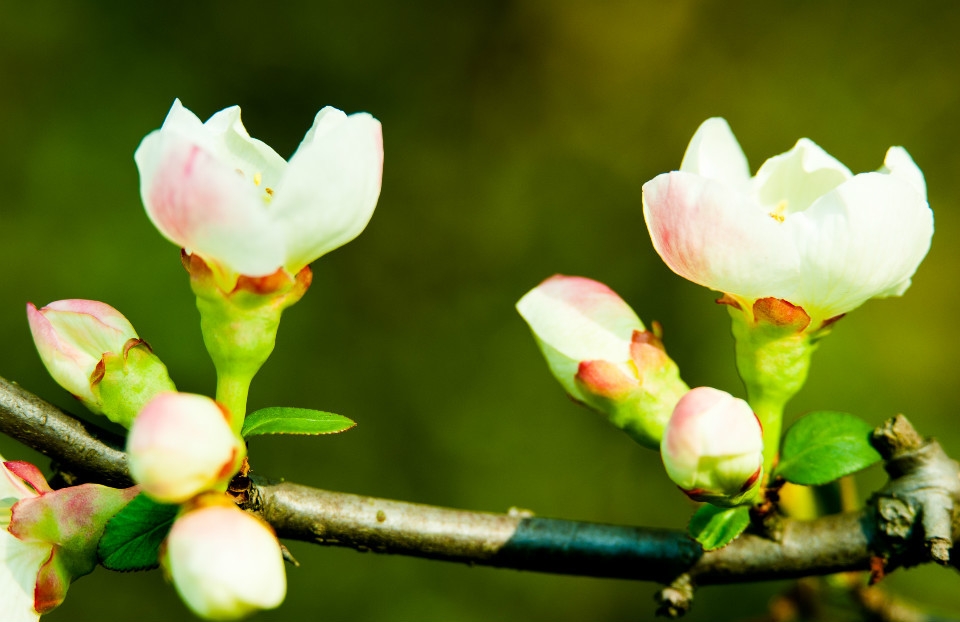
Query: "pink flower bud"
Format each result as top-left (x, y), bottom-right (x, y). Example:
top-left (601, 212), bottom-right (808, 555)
top-left (26, 300), bottom-right (176, 426)
top-left (517, 275), bottom-right (688, 448)
top-left (163, 498), bottom-right (286, 620)
top-left (127, 393), bottom-right (245, 504)
top-left (660, 387), bottom-right (763, 507)
top-left (26, 300), bottom-right (139, 408)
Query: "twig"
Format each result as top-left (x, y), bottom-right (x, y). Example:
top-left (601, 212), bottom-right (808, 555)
top-left (1, 375), bottom-right (957, 595)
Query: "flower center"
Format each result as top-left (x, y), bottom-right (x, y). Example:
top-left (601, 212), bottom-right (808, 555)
top-left (768, 200), bottom-right (788, 223)
top-left (236, 169), bottom-right (275, 202)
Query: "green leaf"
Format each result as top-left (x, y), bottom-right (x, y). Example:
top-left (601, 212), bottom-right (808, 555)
top-left (242, 407), bottom-right (357, 437)
top-left (98, 493), bottom-right (178, 571)
top-left (774, 411), bottom-right (882, 486)
top-left (688, 504), bottom-right (751, 551)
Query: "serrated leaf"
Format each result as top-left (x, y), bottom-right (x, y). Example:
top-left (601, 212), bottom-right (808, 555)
top-left (688, 504), bottom-right (751, 551)
top-left (774, 411), bottom-right (882, 486)
top-left (241, 407), bottom-right (356, 438)
top-left (98, 493), bottom-right (178, 571)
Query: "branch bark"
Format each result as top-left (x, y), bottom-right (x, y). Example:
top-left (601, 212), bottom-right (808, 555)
top-left (1, 375), bottom-right (956, 593)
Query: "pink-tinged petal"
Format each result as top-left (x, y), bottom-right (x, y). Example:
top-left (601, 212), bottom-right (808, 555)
top-left (679, 118), bottom-right (751, 187)
top-left (0, 531), bottom-right (49, 622)
top-left (752, 138), bottom-right (851, 213)
top-left (26, 304), bottom-right (99, 403)
top-left (661, 387), bottom-right (762, 498)
top-left (127, 393), bottom-right (244, 504)
top-left (517, 275), bottom-right (642, 400)
top-left (41, 300), bottom-right (134, 335)
top-left (786, 171), bottom-right (933, 321)
top-left (880, 146), bottom-right (926, 201)
top-left (165, 502), bottom-right (286, 619)
top-left (137, 138), bottom-right (286, 277)
top-left (643, 172), bottom-right (799, 301)
top-left (273, 111), bottom-right (383, 272)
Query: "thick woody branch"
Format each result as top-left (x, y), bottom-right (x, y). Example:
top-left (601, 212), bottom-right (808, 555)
top-left (1, 375), bottom-right (957, 590)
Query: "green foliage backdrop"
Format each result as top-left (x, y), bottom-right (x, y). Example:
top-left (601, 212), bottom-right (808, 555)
top-left (2, 2), bottom-right (959, 619)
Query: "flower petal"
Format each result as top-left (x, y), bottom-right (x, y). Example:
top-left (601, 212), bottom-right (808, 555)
top-left (752, 138), bottom-right (852, 213)
top-left (785, 171), bottom-right (934, 320)
top-left (516, 275), bottom-right (642, 400)
top-left (203, 106), bottom-right (287, 187)
top-left (26, 304), bottom-right (100, 402)
top-left (643, 172), bottom-right (799, 302)
top-left (272, 110), bottom-right (384, 272)
top-left (679, 118), bottom-right (751, 187)
top-left (136, 137), bottom-right (286, 277)
top-left (0, 530), bottom-right (48, 622)
top-left (880, 146), bottom-right (927, 201)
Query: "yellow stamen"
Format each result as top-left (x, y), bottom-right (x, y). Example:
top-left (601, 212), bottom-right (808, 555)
top-left (265, 187), bottom-right (274, 196)
top-left (253, 172), bottom-right (263, 186)
top-left (769, 200), bottom-right (787, 223)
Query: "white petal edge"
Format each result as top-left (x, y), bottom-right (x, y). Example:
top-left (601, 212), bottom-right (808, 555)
top-left (752, 138), bottom-right (852, 213)
top-left (786, 171), bottom-right (933, 320)
top-left (203, 106), bottom-right (287, 187)
top-left (880, 146), bottom-right (927, 201)
top-left (272, 112), bottom-right (384, 272)
top-left (679, 118), bottom-right (751, 186)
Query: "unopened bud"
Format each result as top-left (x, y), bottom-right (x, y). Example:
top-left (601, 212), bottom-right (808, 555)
top-left (27, 300), bottom-right (175, 427)
top-left (163, 495), bottom-right (286, 620)
top-left (127, 393), bottom-right (245, 503)
top-left (517, 275), bottom-right (688, 448)
top-left (660, 387), bottom-right (763, 507)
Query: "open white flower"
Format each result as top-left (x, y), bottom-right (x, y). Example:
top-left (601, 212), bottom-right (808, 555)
top-left (135, 99), bottom-right (383, 287)
top-left (642, 118), bottom-right (933, 328)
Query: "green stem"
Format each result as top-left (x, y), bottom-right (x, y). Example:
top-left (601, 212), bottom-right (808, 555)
top-left (729, 307), bottom-right (817, 488)
top-left (750, 395), bottom-right (786, 483)
top-left (216, 372), bottom-right (253, 435)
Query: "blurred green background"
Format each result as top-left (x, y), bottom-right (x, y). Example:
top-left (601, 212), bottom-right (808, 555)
top-left (2, 1), bottom-right (959, 620)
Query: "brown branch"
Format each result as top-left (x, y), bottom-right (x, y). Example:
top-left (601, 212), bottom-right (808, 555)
top-left (1, 375), bottom-right (957, 596)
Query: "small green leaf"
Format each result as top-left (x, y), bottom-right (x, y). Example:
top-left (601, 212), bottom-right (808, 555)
top-left (98, 493), bottom-right (178, 571)
top-left (241, 407), bottom-right (357, 438)
top-left (774, 411), bottom-right (882, 486)
top-left (688, 504), bottom-right (751, 550)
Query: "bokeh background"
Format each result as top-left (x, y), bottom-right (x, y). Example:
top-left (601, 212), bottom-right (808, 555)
top-left (2, 2), bottom-right (959, 620)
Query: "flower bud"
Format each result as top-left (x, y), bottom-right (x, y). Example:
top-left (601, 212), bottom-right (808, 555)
top-left (517, 275), bottom-right (689, 449)
top-left (127, 393), bottom-right (245, 504)
top-left (27, 300), bottom-right (176, 427)
top-left (2, 455), bottom-right (137, 618)
top-left (163, 495), bottom-right (286, 620)
top-left (660, 387), bottom-right (763, 507)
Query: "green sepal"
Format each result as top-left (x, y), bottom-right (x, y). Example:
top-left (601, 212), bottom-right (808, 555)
top-left (688, 504), bottom-right (751, 551)
top-left (242, 407), bottom-right (357, 437)
top-left (98, 341), bottom-right (177, 428)
top-left (774, 411), bottom-right (882, 486)
top-left (184, 252), bottom-right (311, 433)
top-left (98, 492), bottom-right (179, 571)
